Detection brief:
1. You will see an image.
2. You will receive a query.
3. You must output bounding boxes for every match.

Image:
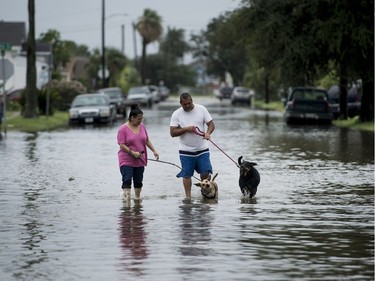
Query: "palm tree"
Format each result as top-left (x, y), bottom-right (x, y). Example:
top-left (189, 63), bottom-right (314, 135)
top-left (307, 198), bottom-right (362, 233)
top-left (136, 9), bottom-right (162, 85)
top-left (24, 0), bottom-right (38, 118)
top-left (160, 27), bottom-right (190, 61)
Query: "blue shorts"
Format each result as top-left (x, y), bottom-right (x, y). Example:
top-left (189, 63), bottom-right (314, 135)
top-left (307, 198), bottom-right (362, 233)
top-left (177, 149), bottom-right (213, 178)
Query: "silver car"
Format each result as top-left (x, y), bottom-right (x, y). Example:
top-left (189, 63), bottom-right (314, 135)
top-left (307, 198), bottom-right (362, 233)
top-left (231, 87), bottom-right (254, 106)
top-left (126, 86), bottom-right (153, 108)
top-left (69, 93), bottom-right (116, 125)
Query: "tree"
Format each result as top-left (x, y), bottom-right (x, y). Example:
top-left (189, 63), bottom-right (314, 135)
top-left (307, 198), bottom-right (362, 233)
top-left (317, 0), bottom-right (374, 120)
top-left (196, 12), bottom-right (250, 86)
top-left (24, 0), bottom-right (38, 118)
top-left (105, 47), bottom-right (127, 87)
top-left (159, 27), bottom-right (190, 61)
top-left (39, 29), bottom-right (79, 78)
top-left (135, 9), bottom-right (163, 85)
top-left (145, 53), bottom-right (196, 90)
top-left (234, 0), bottom-right (373, 114)
top-left (158, 27), bottom-right (191, 87)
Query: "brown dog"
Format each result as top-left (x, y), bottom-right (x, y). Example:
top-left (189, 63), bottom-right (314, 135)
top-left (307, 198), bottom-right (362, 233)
top-left (194, 173), bottom-right (218, 199)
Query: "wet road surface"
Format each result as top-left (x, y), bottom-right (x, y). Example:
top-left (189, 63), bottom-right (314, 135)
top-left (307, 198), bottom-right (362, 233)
top-left (0, 97), bottom-right (373, 280)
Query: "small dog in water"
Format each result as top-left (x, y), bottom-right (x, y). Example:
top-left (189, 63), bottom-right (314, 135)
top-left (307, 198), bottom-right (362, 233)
top-left (194, 173), bottom-right (219, 200)
top-left (238, 156), bottom-right (260, 198)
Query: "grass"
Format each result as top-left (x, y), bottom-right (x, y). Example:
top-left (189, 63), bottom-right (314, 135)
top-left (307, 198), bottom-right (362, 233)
top-left (253, 100), bottom-right (285, 111)
top-left (333, 116), bottom-right (374, 132)
top-left (5, 111), bottom-right (69, 133)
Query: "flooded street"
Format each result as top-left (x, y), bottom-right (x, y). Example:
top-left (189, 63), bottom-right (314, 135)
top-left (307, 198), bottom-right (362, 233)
top-left (0, 97), bottom-right (374, 281)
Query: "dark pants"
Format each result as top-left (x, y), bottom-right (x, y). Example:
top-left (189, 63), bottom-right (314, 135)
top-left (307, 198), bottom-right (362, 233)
top-left (120, 165), bottom-right (144, 189)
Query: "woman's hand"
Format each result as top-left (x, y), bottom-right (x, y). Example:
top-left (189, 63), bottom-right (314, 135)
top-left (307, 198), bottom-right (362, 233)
top-left (129, 150), bottom-right (143, 159)
top-left (153, 151), bottom-right (159, 161)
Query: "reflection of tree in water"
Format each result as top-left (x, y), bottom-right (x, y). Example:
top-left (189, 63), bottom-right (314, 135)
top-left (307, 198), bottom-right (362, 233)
top-left (12, 133), bottom-right (49, 279)
top-left (25, 133), bottom-right (38, 162)
top-left (178, 199), bottom-right (215, 258)
top-left (16, 188), bottom-right (49, 279)
top-left (118, 201), bottom-right (148, 276)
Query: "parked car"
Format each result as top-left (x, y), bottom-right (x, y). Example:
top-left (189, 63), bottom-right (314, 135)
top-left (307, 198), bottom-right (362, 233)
top-left (217, 86), bottom-right (234, 100)
top-left (148, 85), bottom-right (161, 104)
top-left (327, 85), bottom-right (361, 119)
top-left (98, 87), bottom-right (127, 117)
top-left (284, 87), bottom-right (333, 125)
top-left (327, 85), bottom-right (340, 119)
top-left (347, 86), bottom-right (361, 117)
top-left (68, 93), bottom-right (116, 125)
top-left (158, 85), bottom-right (170, 101)
top-left (231, 87), bottom-right (254, 106)
top-left (126, 86), bottom-right (153, 108)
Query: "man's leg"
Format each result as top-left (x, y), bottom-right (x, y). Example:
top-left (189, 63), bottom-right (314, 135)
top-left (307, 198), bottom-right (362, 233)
top-left (183, 177), bottom-right (192, 198)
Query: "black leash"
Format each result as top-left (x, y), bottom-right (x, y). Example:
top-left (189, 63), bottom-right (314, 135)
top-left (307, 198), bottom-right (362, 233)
top-left (147, 158), bottom-right (201, 181)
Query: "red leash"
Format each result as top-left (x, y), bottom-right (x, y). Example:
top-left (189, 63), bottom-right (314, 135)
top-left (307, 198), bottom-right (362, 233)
top-left (193, 126), bottom-right (239, 168)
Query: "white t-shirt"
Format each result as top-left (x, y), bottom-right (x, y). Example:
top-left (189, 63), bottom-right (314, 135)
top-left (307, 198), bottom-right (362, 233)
top-left (170, 104), bottom-right (213, 151)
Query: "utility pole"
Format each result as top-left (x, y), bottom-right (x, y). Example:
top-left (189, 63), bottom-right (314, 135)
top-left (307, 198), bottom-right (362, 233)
top-left (121, 24), bottom-right (125, 55)
top-left (45, 42), bottom-right (53, 118)
top-left (132, 22), bottom-right (138, 69)
top-left (0, 42), bottom-right (12, 136)
top-left (101, 0), bottom-right (106, 88)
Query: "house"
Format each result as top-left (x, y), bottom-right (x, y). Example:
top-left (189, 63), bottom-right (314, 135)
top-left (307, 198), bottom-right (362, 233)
top-left (0, 21), bottom-right (50, 98)
top-left (188, 57), bottom-right (210, 86)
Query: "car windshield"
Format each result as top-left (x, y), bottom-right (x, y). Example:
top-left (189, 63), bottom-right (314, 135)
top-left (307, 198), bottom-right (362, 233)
top-left (292, 90), bottom-right (327, 101)
top-left (236, 88), bottom-right (249, 94)
top-left (129, 87), bottom-right (147, 95)
top-left (104, 91), bottom-right (121, 99)
top-left (221, 87), bottom-right (233, 94)
top-left (72, 95), bottom-right (108, 107)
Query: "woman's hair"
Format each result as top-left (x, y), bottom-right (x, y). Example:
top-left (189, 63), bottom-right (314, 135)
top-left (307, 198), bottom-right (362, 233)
top-left (128, 104), bottom-right (143, 120)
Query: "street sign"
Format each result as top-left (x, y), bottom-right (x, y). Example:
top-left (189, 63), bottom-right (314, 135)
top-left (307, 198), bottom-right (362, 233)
top-left (0, 42), bottom-right (12, 51)
top-left (0, 59), bottom-right (14, 80)
top-left (97, 68), bottom-right (109, 79)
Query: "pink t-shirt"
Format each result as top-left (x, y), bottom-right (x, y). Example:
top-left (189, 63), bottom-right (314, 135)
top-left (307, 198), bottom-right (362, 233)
top-left (117, 123), bottom-right (149, 167)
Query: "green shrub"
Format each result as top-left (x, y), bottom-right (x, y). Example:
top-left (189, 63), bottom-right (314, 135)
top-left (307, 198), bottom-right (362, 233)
top-left (51, 80), bottom-right (86, 111)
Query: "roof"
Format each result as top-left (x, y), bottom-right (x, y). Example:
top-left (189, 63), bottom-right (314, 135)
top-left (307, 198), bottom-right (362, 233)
top-left (0, 21), bottom-right (26, 46)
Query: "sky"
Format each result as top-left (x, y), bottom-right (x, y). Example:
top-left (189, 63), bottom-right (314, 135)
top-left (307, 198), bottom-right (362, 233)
top-left (1, 0), bottom-right (241, 60)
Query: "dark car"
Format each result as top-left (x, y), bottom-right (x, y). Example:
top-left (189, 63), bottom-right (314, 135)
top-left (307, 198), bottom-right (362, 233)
top-left (69, 93), bottom-right (116, 125)
top-left (327, 85), bottom-right (361, 119)
top-left (217, 86), bottom-right (233, 100)
top-left (158, 85), bottom-right (170, 101)
top-left (98, 87), bottom-right (127, 117)
top-left (284, 87), bottom-right (333, 125)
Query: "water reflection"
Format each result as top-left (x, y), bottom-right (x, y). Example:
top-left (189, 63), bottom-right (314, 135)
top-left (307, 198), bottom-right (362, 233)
top-left (177, 199), bottom-right (215, 275)
top-left (25, 133), bottom-right (38, 162)
top-left (118, 201), bottom-right (148, 276)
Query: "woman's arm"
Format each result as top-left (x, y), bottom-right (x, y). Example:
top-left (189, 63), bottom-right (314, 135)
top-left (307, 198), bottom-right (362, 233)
top-left (146, 139), bottom-right (159, 160)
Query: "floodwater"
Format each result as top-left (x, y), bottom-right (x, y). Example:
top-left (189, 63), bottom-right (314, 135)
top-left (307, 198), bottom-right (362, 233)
top-left (0, 97), bottom-right (374, 281)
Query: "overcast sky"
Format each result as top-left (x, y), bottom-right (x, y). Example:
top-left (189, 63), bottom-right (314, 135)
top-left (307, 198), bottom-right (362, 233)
top-left (1, 0), bottom-right (241, 60)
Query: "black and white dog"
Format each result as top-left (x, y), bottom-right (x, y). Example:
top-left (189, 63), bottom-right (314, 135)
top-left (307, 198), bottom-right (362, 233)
top-left (238, 156), bottom-right (260, 198)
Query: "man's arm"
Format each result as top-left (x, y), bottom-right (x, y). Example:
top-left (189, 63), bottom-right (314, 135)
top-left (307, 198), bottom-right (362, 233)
top-left (206, 120), bottom-right (215, 135)
top-left (170, 125), bottom-right (194, 137)
top-left (203, 120), bottom-right (215, 140)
